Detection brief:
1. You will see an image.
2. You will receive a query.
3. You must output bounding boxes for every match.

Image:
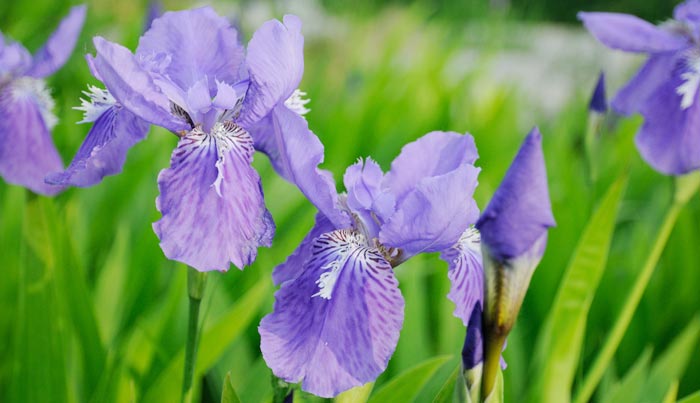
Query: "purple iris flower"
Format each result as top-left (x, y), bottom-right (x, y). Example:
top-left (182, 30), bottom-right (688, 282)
top-left (0, 5), bottom-right (86, 195)
top-left (48, 7), bottom-right (340, 272)
top-left (579, 1), bottom-right (700, 175)
top-left (259, 131), bottom-right (483, 397)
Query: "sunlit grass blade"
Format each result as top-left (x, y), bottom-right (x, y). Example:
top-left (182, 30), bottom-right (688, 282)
top-left (640, 316), bottom-right (700, 402)
top-left (530, 174), bottom-right (627, 403)
top-left (142, 277), bottom-right (270, 402)
top-left (335, 382), bottom-right (374, 403)
top-left (678, 390), bottom-right (700, 403)
top-left (368, 355), bottom-right (451, 403)
top-left (221, 371), bottom-right (242, 403)
top-left (599, 347), bottom-right (651, 403)
top-left (431, 364), bottom-right (460, 403)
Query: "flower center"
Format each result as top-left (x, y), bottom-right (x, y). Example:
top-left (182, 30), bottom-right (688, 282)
top-left (74, 85), bottom-right (116, 123)
top-left (9, 77), bottom-right (57, 129)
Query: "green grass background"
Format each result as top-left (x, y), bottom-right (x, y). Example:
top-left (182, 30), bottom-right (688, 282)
top-left (1, 0), bottom-right (699, 402)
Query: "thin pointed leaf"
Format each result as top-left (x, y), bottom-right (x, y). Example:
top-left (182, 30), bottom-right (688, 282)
top-left (531, 175), bottom-right (627, 402)
top-left (335, 382), bottom-right (374, 403)
top-left (600, 347), bottom-right (652, 403)
top-left (222, 371), bottom-right (242, 403)
top-left (368, 355), bottom-right (451, 403)
top-left (431, 364), bottom-right (460, 403)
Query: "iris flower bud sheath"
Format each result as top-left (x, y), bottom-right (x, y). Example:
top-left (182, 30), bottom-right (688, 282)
top-left (476, 128), bottom-right (555, 400)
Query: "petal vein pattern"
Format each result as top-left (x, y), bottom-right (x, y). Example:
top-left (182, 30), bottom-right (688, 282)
top-left (260, 229), bottom-right (404, 398)
top-left (440, 227), bottom-right (484, 326)
top-left (153, 125), bottom-right (274, 271)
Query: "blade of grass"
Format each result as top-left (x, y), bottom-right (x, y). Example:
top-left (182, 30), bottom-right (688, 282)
top-left (368, 355), bottom-right (451, 403)
top-left (531, 175), bottom-right (627, 403)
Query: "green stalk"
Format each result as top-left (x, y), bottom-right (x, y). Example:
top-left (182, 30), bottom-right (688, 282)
top-left (574, 172), bottom-right (700, 403)
top-left (181, 267), bottom-right (207, 403)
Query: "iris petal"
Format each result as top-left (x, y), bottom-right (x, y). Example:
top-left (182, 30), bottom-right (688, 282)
top-left (46, 106), bottom-right (149, 187)
top-left (27, 5), bottom-right (86, 78)
top-left (136, 6), bottom-right (245, 92)
top-left (272, 213), bottom-right (335, 285)
top-left (240, 15), bottom-right (304, 127)
top-left (578, 12), bottom-right (690, 53)
top-left (260, 229), bottom-right (404, 398)
top-left (153, 124), bottom-right (274, 271)
top-left (249, 104), bottom-right (349, 228)
top-left (440, 227), bottom-right (484, 327)
top-left (0, 83), bottom-right (63, 195)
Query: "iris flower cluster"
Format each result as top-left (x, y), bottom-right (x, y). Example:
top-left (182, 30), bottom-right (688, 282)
top-left (0, 4), bottom-right (561, 400)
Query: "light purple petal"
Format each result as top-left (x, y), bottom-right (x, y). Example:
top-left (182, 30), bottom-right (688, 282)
top-left (343, 158), bottom-right (395, 239)
top-left (92, 36), bottom-right (188, 133)
top-left (46, 106), bottom-right (149, 187)
top-left (239, 15), bottom-right (304, 127)
top-left (578, 12), bottom-right (690, 53)
top-left (26, 5), bottom-right (86, 78)
top-left (0, 84), bottom-right (63, 195)
top-left (260, 229), bottom-right (404, 398)
top-left (380, 164), bottom-right (480, 257)
top-left (635, 64), bottom-right (700, 175)
top-left (153, 125), bottom-right (274, 271)
top-left (248, 104), bottom-right (349, 228)
top-left (612, 53), bottom-right (681, 115)
top-left (272, 213), bottom-right (335, 285)
top-left (476, 128), bottom-right (556, 262)
top-left (675, 0), bottom-right (700, 23)
top-left (383, 131), bottom-right (478, 203)
top-left (136, 6), bottom-right (245, 93)
top-left (0, 40), bottom-right (32, 76)
top-left (440, 228), bottom-right (483, 327)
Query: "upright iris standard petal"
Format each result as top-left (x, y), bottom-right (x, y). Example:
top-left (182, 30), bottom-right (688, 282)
top-left (272, 213), bottom-right (335, 285)
top-left (476, 128), bottom-right (556, 262)
top-left (635, 66), bottom-right (700, 175)
top-left (260, 229), bottom-right (404, 398)
top-left (612, 54), bottom-right (680, 115)
top-left (0, 40), bottom-right (32, 75)
top-left (383, 131), bottom-right (478, 202)
top-left (240, 15), bottom-right (304, 128)
top-left (26, 5), bottom-right (86, 78)
top-left (440, 227), bottom-right (484, 326)
top-left (92, 37), bottom-right (188, 133)
top-left (153, 124), bottom-right (274, 271)
top-left (249, 104), bottom-right (349, 228)
top-left (380, 164), bottom-right (480, 257)
top-left (0, 82), bottom-right (63, 195)
top-left (578, 12), bottom-right (690, 53)
top-left (46, 106), bottom-right (149, 186)
top-left (136, 7), bottom-right (245, 92)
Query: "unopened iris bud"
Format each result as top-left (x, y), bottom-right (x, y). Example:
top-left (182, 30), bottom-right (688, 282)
top-left (588, 72), bottom-right (608, 115)
top-left (475, 127), bottom-right (555, 400)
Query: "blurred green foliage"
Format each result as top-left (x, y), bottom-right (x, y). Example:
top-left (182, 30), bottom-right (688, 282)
top-left (1, 0), bottom-right (699, 402)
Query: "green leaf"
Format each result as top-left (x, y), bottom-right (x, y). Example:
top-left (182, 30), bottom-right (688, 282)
top-left (141, 278), bottom-right (270, 403)
top-left (661, 380), bottom-right (679, 403)
top-left (531, 175), bottom-right (627, 403)
top-left (600, 347), bottom-right (652, 403)
top-left (335, 382), bottom-right (374, 403)
top-left (678, 390), bottom-right (700, 403)
top-left (222, 371), bottom-right (242, 403)
top-left (641, 316), bottom-right (700, 402)
top-left (368, 355), bottom-right (451, 403)
top-left (431, 364), bottom-right (460, 403)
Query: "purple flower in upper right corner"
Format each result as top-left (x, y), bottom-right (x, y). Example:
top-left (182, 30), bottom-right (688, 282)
top-left (579, 1), bottom-right (700, 175)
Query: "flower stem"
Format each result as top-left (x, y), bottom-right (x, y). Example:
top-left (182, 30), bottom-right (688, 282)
top-left (181, 267), bottom-right (207, 403)
top-left (481, 333), bottom-right (505, 402)
top-left (574, 172), bottom-right (700, 403)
